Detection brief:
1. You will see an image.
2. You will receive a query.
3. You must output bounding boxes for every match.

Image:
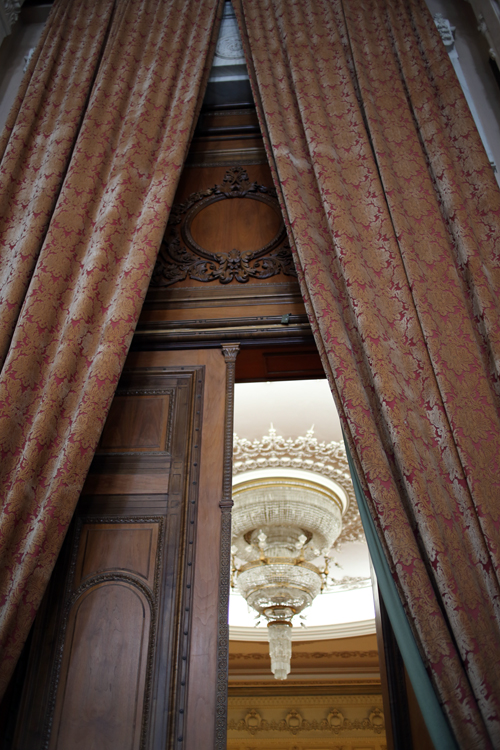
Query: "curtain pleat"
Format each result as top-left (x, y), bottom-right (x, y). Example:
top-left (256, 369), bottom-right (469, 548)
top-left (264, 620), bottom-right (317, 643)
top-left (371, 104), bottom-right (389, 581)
top-left (0, 0), bottom-right (223, 698)
top-left (233, 0), bottom-right (500, 746)
top-left (345, 435), bottom-right (459, 750)
top-left (0, 0), bottom-right (119, 366)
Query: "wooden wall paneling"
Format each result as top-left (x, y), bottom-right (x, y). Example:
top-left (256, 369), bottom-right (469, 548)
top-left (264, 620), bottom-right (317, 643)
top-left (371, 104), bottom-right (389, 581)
top-left (126, 350), bottom-right (227, 750)
top-left (144, 281), bottom-right (302, 312)
top-left (49, 578), bottom-right (152, 750)
top-left (11, 534), bottom-right (74, 750)
top-left (138, 279), bottom-right (312, 350)
top-left (150, 164), bottom-right (296, 292)
top-left (73, 522), bottom-right (159, 590)
top-left (186, 107), bottom-right (266, 167)
top-left (99, 394), bottom-right (171, 452)
top-left (150, 369), bottom-right (204, 750)
top-left (12, 365), bottom-right (205, 750)
top-left (189, 197), bottom-right (281, 254)
top-left (234, 344), bottom-right (325, 382)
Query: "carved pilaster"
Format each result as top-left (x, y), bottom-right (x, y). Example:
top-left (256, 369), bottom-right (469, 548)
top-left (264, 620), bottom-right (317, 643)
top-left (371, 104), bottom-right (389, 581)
top-left (220, 343), bottom-right (239, 510)
top-left (215, 343), bottom-right (239, 750)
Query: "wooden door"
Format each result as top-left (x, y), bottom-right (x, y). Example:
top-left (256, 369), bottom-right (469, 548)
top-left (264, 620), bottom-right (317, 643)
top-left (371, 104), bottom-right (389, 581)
top-left (13, 350), bottom-right (228, 750)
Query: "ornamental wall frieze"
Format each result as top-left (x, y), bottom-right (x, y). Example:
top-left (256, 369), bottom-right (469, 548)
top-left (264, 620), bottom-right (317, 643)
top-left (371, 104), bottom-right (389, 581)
top-left (233, 427), bottom-right (364, 546)
top-left (227, 706), bottom-right (385, 736)
top-left (228, 691), bottom-right (381, 704)
top-left (229, 649), bottom-right (378, 661)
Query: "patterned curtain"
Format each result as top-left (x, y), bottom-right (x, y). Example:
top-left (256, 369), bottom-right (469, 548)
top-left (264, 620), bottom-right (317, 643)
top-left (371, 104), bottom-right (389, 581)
top-left (0, 0), bottom-right (222, 698)
top-left (233, 0), bottom-right (500, 746)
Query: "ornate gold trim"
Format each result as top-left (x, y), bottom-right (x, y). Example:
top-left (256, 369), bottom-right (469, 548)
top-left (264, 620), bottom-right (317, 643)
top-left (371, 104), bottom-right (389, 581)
top-left (229, 650), bottom-right (379, 661)
top-left (227, 704), bottom-right (385, 736)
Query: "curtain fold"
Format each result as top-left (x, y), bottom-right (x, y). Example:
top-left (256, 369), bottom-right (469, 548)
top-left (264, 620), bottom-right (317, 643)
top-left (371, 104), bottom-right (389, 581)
top-left (0, 0), bottom-right (118, 368)
top-left (345, 434), bottom-right (459, 750)
top-left (0, 0), bottom-right (223, 698)
top-left (233, 0), bottom-right (500, 746)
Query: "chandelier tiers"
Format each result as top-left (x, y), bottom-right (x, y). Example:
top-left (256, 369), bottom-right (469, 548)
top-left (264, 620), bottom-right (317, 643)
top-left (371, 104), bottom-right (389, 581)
top-left (233, 426), bottom-right (363, 545)
top-left (231, 428), bottom-right (357, 680)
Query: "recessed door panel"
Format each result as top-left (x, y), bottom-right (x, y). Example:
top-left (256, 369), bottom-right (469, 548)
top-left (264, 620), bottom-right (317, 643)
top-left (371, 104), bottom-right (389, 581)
top-left (99, 395), bottom-right (171, 452)
top-left (14, 363), bottom-right (212, 750)
top-left (74, 523), bottom-right (158, 589)
top-left (50, 583), bottom-right (150, 750)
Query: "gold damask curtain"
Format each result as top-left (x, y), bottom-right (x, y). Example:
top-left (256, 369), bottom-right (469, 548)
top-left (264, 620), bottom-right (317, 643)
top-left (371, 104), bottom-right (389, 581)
top-left (0, 0), bottom-right (222, 697)
top-left (234, 0), bottom-right (500, 747)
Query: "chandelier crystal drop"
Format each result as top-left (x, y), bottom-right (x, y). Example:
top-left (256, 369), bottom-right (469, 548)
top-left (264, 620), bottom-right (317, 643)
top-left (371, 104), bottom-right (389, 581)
top-left (231, 442), bottom-right (348, 679)
top-left (267, 619), bottom-right (293, 680)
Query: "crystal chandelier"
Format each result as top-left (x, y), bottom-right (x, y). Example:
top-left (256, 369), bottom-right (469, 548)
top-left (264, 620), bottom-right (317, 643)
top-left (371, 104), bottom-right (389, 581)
top-left (231, 469), bottom-right (346, 679)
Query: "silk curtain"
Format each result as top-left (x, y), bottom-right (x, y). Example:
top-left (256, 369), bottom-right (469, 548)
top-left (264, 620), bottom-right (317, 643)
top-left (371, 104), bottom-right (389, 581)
top-left (0, 0), bottom-right (222, 698)
top-left (233, 0), bottom-right (500, 747)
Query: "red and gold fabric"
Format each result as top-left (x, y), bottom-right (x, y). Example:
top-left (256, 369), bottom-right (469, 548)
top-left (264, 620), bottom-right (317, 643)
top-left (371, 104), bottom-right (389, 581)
top-left (234, 0), bottom-right (500, 746)
top-left (0, 0), bottom-right (223, 698)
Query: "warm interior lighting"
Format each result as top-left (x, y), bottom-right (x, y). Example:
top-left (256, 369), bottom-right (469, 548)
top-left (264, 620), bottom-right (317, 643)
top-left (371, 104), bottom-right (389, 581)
top-left (231, 464), bottom-right (345, 679)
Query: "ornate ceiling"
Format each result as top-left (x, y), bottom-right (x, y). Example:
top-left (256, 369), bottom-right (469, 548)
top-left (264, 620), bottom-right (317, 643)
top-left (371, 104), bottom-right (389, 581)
top-left (230, 381), bottom-right (375, 642)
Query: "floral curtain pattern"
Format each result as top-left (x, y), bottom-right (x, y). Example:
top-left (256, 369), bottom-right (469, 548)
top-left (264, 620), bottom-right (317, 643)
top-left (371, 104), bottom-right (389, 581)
top-left (233, 0), bottom-right (500, 746)
top-left (0, 0), bottom-right (222, 698)
top-left (0, 0), bottom-right (117, 368)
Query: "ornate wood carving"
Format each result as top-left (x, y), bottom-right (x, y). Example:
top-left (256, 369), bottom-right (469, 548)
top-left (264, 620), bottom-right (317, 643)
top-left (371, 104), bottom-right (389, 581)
top-left (215, 344), bottom-right (240, 750)
top-left (151, 168), bottom-right (296, 287)
top-left (172, 368), bottom-right (205, 750)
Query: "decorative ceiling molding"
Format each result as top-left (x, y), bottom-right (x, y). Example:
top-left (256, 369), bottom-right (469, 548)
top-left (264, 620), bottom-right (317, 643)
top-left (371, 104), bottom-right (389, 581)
top-left (326, 575), bottom-right (371, 593)
top-left (229, 650), bottom-right (378, 661)
top-left (466, 0), bottom-right (500, 63)
top-left (233, 427), bottom-right (364, 547)
top-left (433, 12), bottom-right (456, 50)
top-left (229, 694), bottom-right (383, 706)
top-left (0, 0), bottom-right (22, 41)
top-left (229, 619), bottom-right (376, 642)
top-left (3, 0), bottom-right (23, 26)
top-left (210, 0), bottom-right (247, 81)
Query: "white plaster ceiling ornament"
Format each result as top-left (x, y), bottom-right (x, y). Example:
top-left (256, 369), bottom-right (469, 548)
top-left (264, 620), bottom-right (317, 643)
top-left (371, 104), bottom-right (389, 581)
top-left (231, 427), bottom-right (365, 680)
top-left (4, 0), bottom-right (24, 26)
top-left (215, 33), bottom-right (244, 60)
top-left (215, 1), bottom-right (245, 61)
top-left (433, 13), bottom-right (456, 50)
top-left (210, 1), bottom-right (248, 80)
top-left (233, 426), bottom-right (364, 546)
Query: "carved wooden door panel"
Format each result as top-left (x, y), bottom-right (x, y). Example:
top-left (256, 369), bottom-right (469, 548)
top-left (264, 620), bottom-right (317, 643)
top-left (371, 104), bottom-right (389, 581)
top-left (14, 352), bottom-right (227, 750)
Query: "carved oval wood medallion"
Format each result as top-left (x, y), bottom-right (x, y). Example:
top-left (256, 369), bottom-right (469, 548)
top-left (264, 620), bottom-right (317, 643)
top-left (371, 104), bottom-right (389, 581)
top-left (188, 197), bottom-right (282, 256)
top-left (151, 167), bottom-right (296, 286)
